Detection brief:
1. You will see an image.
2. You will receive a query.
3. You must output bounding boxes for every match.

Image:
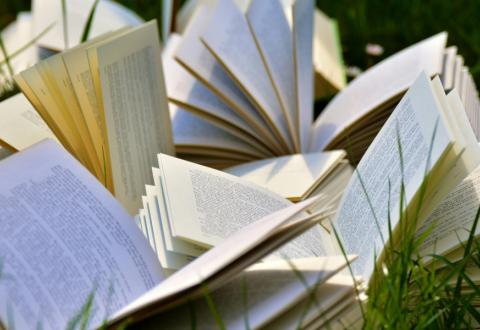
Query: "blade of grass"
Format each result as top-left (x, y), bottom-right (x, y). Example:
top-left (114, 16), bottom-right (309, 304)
top-left (0, 36), bottom-right (14, 79)
top-left (61, 0), bottom-right (69, 49)
top-left (80, 0), bottom-right (100, 43)
top-left (201, 283), bottom-right (225, 330)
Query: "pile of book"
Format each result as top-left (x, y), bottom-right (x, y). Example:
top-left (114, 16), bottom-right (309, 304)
top-left (1, 0), bottom-right (480, 329)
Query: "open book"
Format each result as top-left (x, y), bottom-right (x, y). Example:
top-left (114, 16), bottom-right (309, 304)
top-left (332, 72), bottom-right (480, 280)
top-left (13, 21), bottom-right (174, 214)
top-left (165, 0), bottom-right (480, 165)
top-left (0, 139), bottom-right (356, 329)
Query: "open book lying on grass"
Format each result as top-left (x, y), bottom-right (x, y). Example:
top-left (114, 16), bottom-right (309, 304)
top-left (0, 139), bottom-right (357, 329)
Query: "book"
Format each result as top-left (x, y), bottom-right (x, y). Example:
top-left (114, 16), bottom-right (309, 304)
top-left (13, 21), bottom-right (175, 214)
top-left (173, 0), bottom-right (346, 100)
top-left (164, 0), bottom-right (480, 165)
top-left (0, 139), bottom-right (355, 329)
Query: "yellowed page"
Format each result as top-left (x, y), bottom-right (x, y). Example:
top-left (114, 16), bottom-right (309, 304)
top-left (310, 33), bottom-right (447, 151)
top-left (201, 0), bottom-right (294, 152)
top-left (0, 93), bottom-right (59, 150)
top-left (16, 66), bottom-right (90, 167)
top-left (94, 20), bottom-right (175, 214)
top-left (224, 151), bottom-right (346, 201)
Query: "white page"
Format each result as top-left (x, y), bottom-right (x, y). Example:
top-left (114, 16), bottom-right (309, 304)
top-left (142, 196), bottom-right (158, 254)
top-left (111, 197), bottom-right (322, 323)
top-left (333, 73), bottom-right (452, 280)
top-left (162, 0), bottom-right (173, 42)
top-left (225, 151), bottom-right (345, 200)
top-left (95, 21), bottom-right (175, 214)
top-left (247, 0), bottom-right (298, 150)
top-left (145, 184), bottom-right (205, 257)
top-left (201, 0), bottom-right (294, 152)
top-left (32, 0), bottom-right (143, 50)
top-left (0, 93), bottom-right (59, 150)
top-left (309, 33), bottom-right (447, 151)
top-left (135, 257), bottom-right (352, 330)
top-left (440, 46), bottom-right (457, 90)
top-left (293, 0), bottom-right (315, 152)
top-left (170, 103), bottom-right (266, 158)
top-left (158, 154), bottom-right (335, 258)
top-left (418, 164), bottom-right (480, 258)
top-left (175, 5), bottom-right (283, 154)
top-left (0, 140), bottom-right (164, 330)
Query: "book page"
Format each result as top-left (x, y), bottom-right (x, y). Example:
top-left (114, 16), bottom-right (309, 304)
top-left (292, 0), bottom-right (315, 152)
top-left (333, 73), bottom-right (452, 280)
top-left (135, 257), bottom-right (352, 330)
top-left (224, 151), bottom-right (345, 201)
top-left (0, 93), bottom-right (59, 151)
top-left (95, 21), bottom-right (175, 214)
top-left (171, 103), bottom-right (266, 158)
top-left (201, 0), bottom-right (293, 152)
top-left (158, 154), bottom-right (335, 258)
top-left (247, 0), bottom-right (298, 150)
top-left (32, 0), bottom-right (143, 50)
top-left (0, 140), bottom-right (164, 330)
top-left (309, 33), bottom-right (447, 151)
top-left (418, 164), bottom-right (480, 258)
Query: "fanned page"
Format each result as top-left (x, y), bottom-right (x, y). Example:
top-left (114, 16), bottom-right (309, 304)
top-left (93, 21), bottom-right (175, 214)
top-left (31, 0), bottom-right (143, 50)
top-left (200, 0), bottom-right (294, 153)
top-left (333, 73), bottom-right (452, 280)
top-left (292, 0), bottom-right (315, 152)
top-left (163, 34), bottom-right (270, 155)
top-left (110, 197), bottom-right (329, 324)
top-left (247, 0), bottom-right (298, 150)
top-left (0, 140), bottom-right (164, 330)
top-left (170, 103), bottom-right (266, 159)
top-left (309, 32), bottom-right (447, 151)
top-left (0, 93), bottom-right (59, 151)
top-left (174, 5), bottom-right (284, 154)
top-left (133, 257), bottom-right (352, 330)
top-left (224, 151), bottom-right (345, 201)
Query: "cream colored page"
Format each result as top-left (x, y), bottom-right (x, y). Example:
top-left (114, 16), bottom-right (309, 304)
top-left (247, 0), bottom-right (298, 150)
top-left (418, 165), bottom-right (480, 258)
top-left (441, 46), bottom-right (457, 90)
top-left (202, 0), bottom-right (293, 152)
top-left (0, 93), bottom-right (59, 150)
top-left (309, 33), bottom-right (447, 151)
top-left (293, 0), bottom-right (315, 152)
top-left (170, 104), bottom-right (265, 158)
top-left (158, 154), bottom-right (334, 259)
top-left (32, 0), bottom-right (143, 50)
top-left (112, 198), bottom-right (321, 323)
top-left (313, 9), bottom-right (346, 90)
top-left (141, 196), bottom-right (157, 253)
top-left (175, 5), bottom-right (282, 153)
top-left (224, 151), bottom-right (345, 200)
top-left (96, 21), bottom-right (174, 214)
top-left (0, 140), bottom-right (164, 330)
top-left (136, 257), bottom-right (351, 330)
top-left (334, 74), bottom-right (452, 280)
